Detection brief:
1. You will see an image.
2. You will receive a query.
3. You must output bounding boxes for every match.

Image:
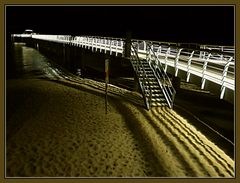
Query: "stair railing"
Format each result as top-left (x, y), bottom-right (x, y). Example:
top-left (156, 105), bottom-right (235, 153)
top-left (146, 42), bottom-right (176, 108)
top-left (131, 42), bottom-right (152, 110)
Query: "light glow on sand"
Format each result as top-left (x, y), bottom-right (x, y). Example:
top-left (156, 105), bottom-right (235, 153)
top-left (7, 78), bottom-right (234, 177)
top-left (6, 44), bottom-right (234, 177)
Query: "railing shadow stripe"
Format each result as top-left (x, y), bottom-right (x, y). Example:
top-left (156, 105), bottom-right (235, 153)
top-left (50, 77), bottom-right (233, 177)
top-left (133, 109), bottom-right (201, 176)
top-left (110, 102), bottom-right (175, 176)
top-left (154, 107), bottom-right (234, 176)
top-left (162, 107), bottom-right (234, 174)
top-left (150, 108), bottom-right (216, 176)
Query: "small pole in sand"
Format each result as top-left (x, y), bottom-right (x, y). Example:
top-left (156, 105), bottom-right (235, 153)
top-left (105, 58), bottom-right (110, 114)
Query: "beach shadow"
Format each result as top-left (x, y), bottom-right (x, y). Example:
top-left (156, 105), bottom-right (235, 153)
top-left (48, 78), bottom-right (145, 108)
top-left (173, 103), bottom-right (234, 160)
top-left (151, 107), bottom-right (234, 176)
top-left (138, 107), bottom-right (201, 177)
top-left (47, 78), bottom-right (234, 177)
top-left (174, 103), bottom-right (234, 154)
top-left (110, 101), bottom-right (171, 177)
top-left (160, 107), bottom-right (234, 174)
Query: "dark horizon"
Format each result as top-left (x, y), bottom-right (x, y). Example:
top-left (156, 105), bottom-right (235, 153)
top-left (6, 5), bottom-right (235, 45)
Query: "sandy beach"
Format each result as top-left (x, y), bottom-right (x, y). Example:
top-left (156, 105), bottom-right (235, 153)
top-left (6, 43), bottom-right (234, 177)
top-left (6, 77), bottom-right (234, 177)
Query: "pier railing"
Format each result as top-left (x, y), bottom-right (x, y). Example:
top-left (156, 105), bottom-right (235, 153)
top-left (12, 34), bottom-right (235, 100)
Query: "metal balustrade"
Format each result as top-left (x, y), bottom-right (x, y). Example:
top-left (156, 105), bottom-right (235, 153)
top-left (145, 42), bottom-right (176, 108)
top-left (130, 40), bottom-right (234, 99)
top-left (130, 43), bottom-right (153, 109)
top-left (12, 34), bottom-right (235, 102)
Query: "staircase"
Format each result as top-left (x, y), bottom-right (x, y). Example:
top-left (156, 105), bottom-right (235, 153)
top-left (130, 42), bottom-right (176, 110)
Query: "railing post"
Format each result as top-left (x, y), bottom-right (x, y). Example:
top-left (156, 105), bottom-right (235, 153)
top-left (201, 53), bottom-right (211, 89)
top-left (81, 37), bottom-right (84, 47)
top-left (157, 46), bottom-right (161, 57)
top-left (220, 57), bottom-right (233, 99)
top-left (94, 37), bottom-right (96, 51)
top-left (86, 37), bottom-right (88, 48)
top-left (156, 46), bottom-right (161, 66)
top-left (186, 51), bottom-right (194, 82)
top-left (143, 41), bottom-right (146, 52)
top-left (81, 37), bottom-right (83, 48)
top-left (83, 37), bottom-right (85, 48)
top-left (77, 37), bottom-right (80, 47)
top-left (151, 43), bottom-right (154, 59)
top-left (145, 42), bottom-right (150, 63)
top-left (63, 43), bottom-right (66, 60)
top-left (75, 37), bottom-right (77, 46)
top-left (95, 37), bottom-right (97, 51)
top-left (70, 36), bottom-right (73, 46)
top-left (200, 45), bottom-right (205, 59)
top-left (99, 38), bottom-right (102, 52)
top-left (174, 48), bottom-right (183, 77)
top-left (104, 38), bottom-right (107, 53)
top-left (120, 40), bottom-right (123, 57)
top-left (88, 37), bottom-right (90, 49)
top-left (92, 37), bottom-right (94, 52)
top-left (151, 44), bottom-right (158, 68)
top-left (110, 39), bottom-right (112, 55)
top-left (164, 47), bottom-right (170, 72)
top-left (83, 37), bottom-right (87, 49)
top-left (220, 46), bottom-right (224, 60)
top-left (137, 41), bottom-right (141, 58)
top-left (82, 37), bottom-right (84, 48)
top-left (115, 40), bottom-right (118, 56)
top-left (103, 39), bottom-right (105, 52)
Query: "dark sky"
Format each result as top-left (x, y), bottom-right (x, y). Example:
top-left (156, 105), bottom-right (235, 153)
top-left (6, 5), bottom-right (234, 45)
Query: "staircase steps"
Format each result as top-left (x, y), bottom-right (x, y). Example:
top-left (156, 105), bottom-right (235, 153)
top-left (130, 44), bottom-right (176, 110)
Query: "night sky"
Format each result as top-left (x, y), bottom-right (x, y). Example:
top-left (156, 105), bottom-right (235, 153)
top-left (6, 5), bottom-right (234, 45)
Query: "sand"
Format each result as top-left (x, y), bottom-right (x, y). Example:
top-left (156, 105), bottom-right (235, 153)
top-left (6, 76), bottom-right (235, 177)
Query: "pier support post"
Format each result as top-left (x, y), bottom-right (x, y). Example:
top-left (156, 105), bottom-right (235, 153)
top-left (123, 31), bottom-right (132, 58)
top-left (172, 76), bottom-right (181, 92)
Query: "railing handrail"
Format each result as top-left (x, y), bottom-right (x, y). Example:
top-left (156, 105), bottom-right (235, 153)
top-left (30, 34), bottom-right (235, 55)
top-left (13, 34), bottom-right (234, 97)
top-left (147, 43), bottom-right (176, 108)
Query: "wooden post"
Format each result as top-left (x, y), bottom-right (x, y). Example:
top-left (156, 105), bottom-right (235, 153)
top-left (105, 58), bottom-right (110, 114)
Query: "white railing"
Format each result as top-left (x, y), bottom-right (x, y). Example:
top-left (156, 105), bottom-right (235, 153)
top-left (14, 34), bottom-right (235, 99)
top-left (130, 40), bottom-right (234, 99)
top-left (12, 34), bottom-right (32, 38)
top-left (32, 34), bottom-right (125, 56)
